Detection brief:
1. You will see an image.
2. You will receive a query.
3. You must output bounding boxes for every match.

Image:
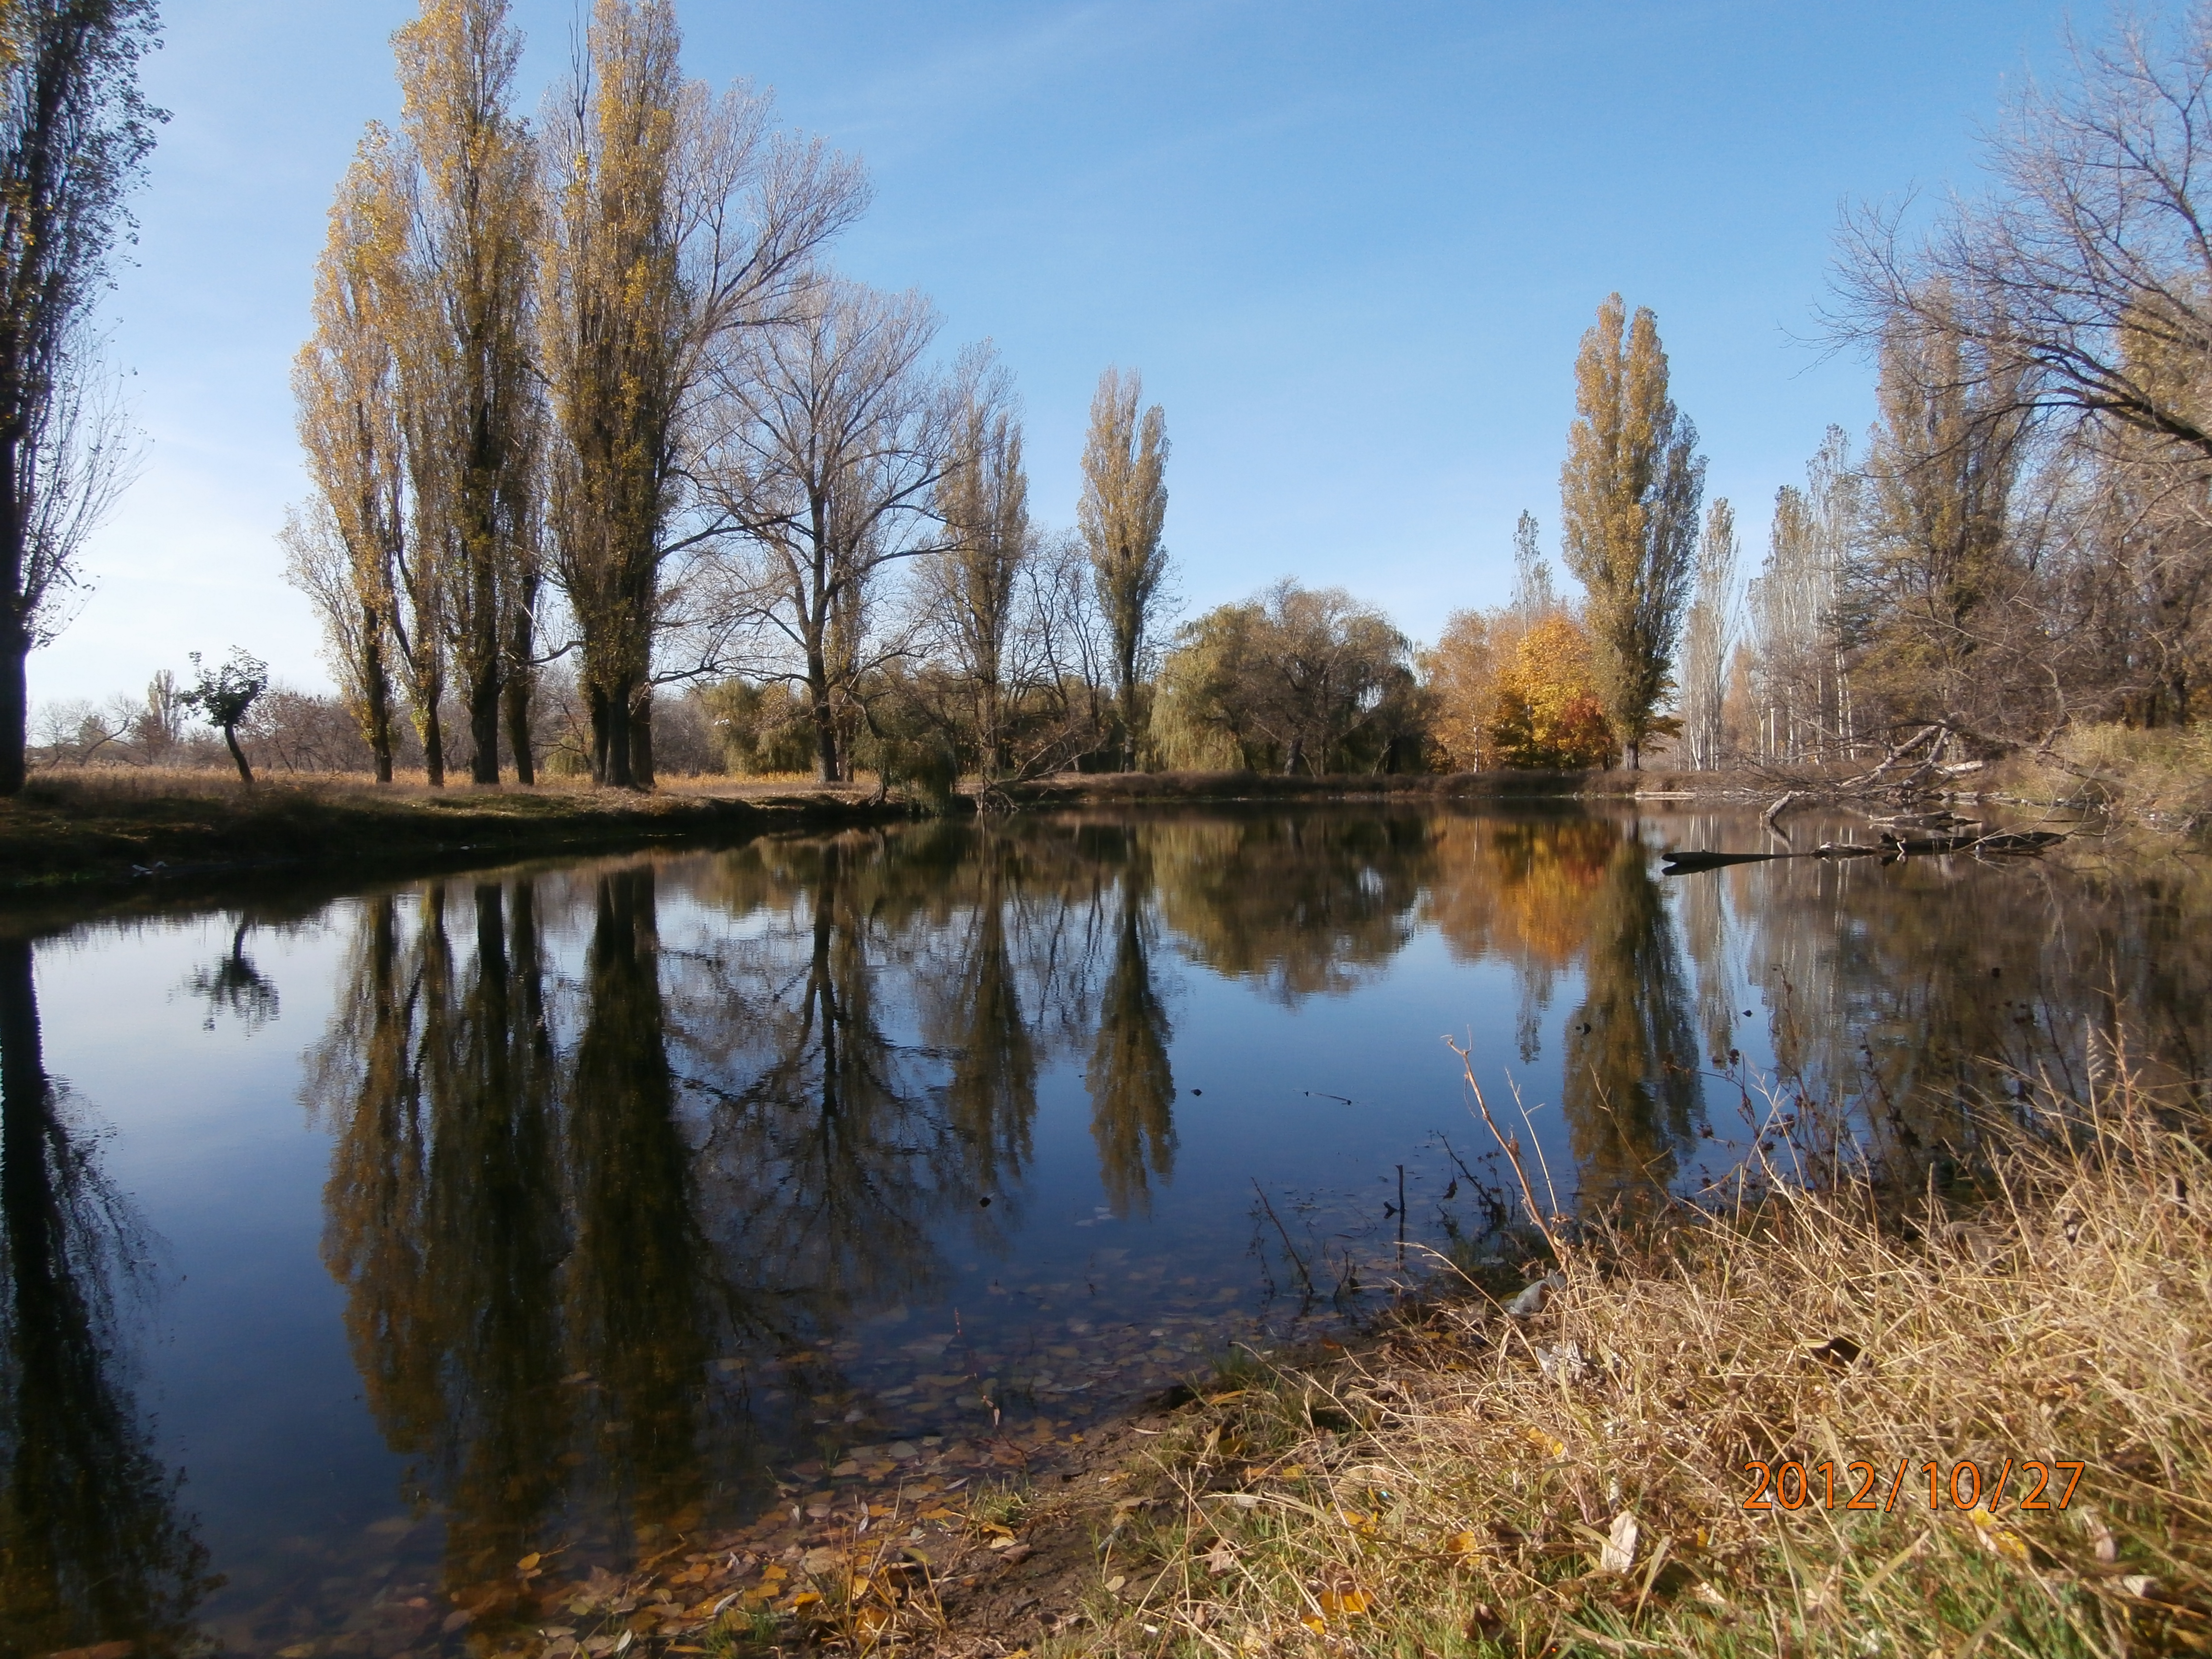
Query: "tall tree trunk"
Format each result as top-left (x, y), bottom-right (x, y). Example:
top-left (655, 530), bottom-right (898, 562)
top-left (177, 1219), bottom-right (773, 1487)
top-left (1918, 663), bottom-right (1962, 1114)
top-left (1119, 652), bottom-right (1137, 772)
top-left (503, 602), bottom-right (535, 785)
top-left (808, 649), bottom-right (840, 782)
top-left (980, 676), bottom-right (1001, 783)
top-left (468, 665), bottom-right (502, 785)
top-left (421, 705), bottom-right (446, 788)
top-left (0, 445), bottom-right (26, 796)
top-left (594, 685), bottom-right (633, 789)
top-left (362, 624), bottom-right (395, 783)
top-left (0, 613), bottom-right (26, 797)
top-left (630, 693), bottom-right (654, 789)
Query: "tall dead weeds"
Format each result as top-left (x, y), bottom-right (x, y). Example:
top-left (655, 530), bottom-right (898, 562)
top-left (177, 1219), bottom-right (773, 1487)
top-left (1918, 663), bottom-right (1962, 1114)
top-left (1056, 1050), bottom-right (2212, 1657)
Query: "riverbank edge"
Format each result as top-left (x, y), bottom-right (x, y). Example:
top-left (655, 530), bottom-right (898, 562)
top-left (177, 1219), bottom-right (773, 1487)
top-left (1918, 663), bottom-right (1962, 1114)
top-left (0, 766), bottom-right (1768, 898)
top-left (566, 1065), bottom-right (2204, 1659)
top-left (0, 778), bottom-right (923, 898)
top-left (889, 1086), bottom-right (2208, 1659)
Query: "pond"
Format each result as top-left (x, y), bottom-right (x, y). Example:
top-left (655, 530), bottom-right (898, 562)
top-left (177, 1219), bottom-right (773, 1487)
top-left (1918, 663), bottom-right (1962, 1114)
top-left (4, 805), bottom-right (2208, 1656)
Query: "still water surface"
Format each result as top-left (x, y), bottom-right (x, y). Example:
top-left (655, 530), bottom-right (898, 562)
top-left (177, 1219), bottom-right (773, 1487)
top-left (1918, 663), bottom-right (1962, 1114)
top-left (4, 806), bottom-right (2207, 1655)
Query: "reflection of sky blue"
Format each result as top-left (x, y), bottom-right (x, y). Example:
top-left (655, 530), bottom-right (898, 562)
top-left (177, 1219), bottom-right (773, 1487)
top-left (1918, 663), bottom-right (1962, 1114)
top-left (6, 832), bottom-right (1867, 1629)
top-left (35, 914), bottom-right (423, 1580)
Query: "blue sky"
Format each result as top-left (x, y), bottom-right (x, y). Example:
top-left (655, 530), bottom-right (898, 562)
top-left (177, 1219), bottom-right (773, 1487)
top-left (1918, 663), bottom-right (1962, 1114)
top-left (37, 0), bottom-right (2082, 706)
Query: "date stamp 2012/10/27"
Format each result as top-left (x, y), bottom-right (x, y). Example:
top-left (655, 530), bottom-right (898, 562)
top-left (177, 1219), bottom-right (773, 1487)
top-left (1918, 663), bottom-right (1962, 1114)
top-left (1743, 1458), bottom-right (2085, 1513)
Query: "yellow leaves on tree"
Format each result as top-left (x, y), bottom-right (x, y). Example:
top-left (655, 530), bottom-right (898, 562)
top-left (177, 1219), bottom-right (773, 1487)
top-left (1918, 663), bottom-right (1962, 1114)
top-left (1493, 614), bottom-right (1616, 769)
top-left (1427, 609), bottom-right (1617, 771)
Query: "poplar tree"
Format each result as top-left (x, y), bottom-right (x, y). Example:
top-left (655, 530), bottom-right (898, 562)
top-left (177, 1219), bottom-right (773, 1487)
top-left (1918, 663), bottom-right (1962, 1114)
top-left (1558, 295), bottom-right (1705, 769)
top-left (1746, 429), bottom-right (1857, 761)
top-left (292, 141), bottom-right (410, 783)
top-left (932, 349), bottom-right (1028, 783)
top-left (1850, 296), bottom-right (2034, 732)
top-left (540, 0), bottom-right (862, 788)
top-left (0, 0), bottom-right (163, 796)
top-left (1078, 367), bottom-right (1169, 771)
top-left (393, 0), bottom-right (542, 784)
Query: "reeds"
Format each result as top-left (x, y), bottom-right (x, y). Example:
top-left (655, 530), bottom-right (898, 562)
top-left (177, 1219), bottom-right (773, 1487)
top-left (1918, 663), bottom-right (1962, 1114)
top-left (1055, 1053), bottom-right (2212, 1656)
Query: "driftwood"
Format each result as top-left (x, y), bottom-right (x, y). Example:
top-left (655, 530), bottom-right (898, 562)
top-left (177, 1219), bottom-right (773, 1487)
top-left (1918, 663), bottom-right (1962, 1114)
top-left (1754, 723), bottom-right (2004, 834)
top-left (1662, 827), bottom-right (2068, 877)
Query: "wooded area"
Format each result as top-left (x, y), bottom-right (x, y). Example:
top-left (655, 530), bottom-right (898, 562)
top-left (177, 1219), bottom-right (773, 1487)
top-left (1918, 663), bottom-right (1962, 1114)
top-left (10, 1), bottom-right (2212, 794)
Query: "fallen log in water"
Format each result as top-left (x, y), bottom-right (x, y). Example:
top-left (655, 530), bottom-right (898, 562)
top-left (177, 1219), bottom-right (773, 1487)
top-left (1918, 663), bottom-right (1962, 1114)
top-left (1661, 844), bottom-right (1882, 874)
top-left (1660, 849), bottom-right (1782, 873)
top-left (1663, 829), bottom-right (2068, 876)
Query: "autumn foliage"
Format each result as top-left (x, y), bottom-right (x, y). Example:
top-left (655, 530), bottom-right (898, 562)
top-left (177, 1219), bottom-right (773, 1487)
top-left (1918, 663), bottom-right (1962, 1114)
top-left (1426, 606), bottom-right (1618, 771)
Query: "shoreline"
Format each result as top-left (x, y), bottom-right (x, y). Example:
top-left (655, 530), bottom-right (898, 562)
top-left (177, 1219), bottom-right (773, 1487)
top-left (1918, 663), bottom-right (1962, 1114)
top-left (0, 774), bottom-right (922, 898)
top-left (0, 766), bottom-right (1778, 900)
top-left (0, 759), bottom-right (2107, 930)
top-left (513, 1064), bottom-right (2209, 1659)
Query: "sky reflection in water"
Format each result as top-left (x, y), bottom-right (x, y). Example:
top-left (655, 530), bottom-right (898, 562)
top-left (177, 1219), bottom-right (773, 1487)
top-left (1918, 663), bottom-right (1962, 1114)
top-left (4, 806), bottom-right (2208, 1656)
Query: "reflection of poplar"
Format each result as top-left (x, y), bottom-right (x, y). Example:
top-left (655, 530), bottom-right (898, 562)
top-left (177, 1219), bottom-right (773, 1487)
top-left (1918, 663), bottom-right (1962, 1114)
top-left (1678, 840), bottom-right (1740, 1066)
top-left (1086, 879), bottom-right (1176, 1218)
top-left (0, 938), bottom-right (213, 1653)
top-left (319, 893), bottom-right (444, 1461)
top-left (314, 876), bottom-right (744, 1599)
top-left (1562, 842), bottom-right (1702, 1204)
top-left (422, 883), bottom-right (570, 1591)
top-left (565, 868), bottom-right (711, 1538)
top-left (943, 853), bottom-right (1037, 1197)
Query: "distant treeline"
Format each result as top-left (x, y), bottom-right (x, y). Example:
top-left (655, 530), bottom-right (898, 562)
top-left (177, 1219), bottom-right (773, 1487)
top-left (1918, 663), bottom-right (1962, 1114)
top-left (17, 1), bottom-right (2212, 794)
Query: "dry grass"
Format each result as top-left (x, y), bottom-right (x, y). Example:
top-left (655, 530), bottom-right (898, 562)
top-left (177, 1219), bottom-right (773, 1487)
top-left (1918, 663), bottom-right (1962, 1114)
top-left (1044, 1057), bottom-right (2212, 1658)
top-left (0, 767), bottom-right (901, 887)
top-left (17, 765), bottom-right (867, 801)
top-left (2002, 723), bottom-right (2212, 833)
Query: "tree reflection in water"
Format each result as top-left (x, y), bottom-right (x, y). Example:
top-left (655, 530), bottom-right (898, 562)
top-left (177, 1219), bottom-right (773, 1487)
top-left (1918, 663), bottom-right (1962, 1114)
top-left (295, 809), bottom-right (2212, 1609)
top-left (0, 938), bottom-right (214, 1658)
top-left (1561, 838), bottom-right (1704, 1202)
top-left (1085, 831), bottom-right (1176, 1217)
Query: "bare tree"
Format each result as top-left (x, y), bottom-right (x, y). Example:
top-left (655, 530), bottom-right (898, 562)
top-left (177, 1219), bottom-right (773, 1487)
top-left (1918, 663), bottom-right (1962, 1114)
top-left (0, 0), bottom-right (163, 795)
top-left (1831, 5), bottom-right (2212, 469)
top-left (538, 0), bottom-right (865, 789)
top-left (1078, 367), bottom-right (1169, 770)
top-left (281, 501), bottom-right (397, 780)
top-left (1005, 528), bottom-right (1117, 777)
top-left (698, 280), bottom-right (952, 782)
top-left (926, 345), bottom-right (1028, 783)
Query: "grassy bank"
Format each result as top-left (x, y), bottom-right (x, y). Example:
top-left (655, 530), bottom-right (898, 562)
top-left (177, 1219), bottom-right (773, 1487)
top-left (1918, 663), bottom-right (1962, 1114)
top-left (990, 1065), bottom-right (2212, 1658)
top-left (1995, 725), bottom-right (2212, 834)
top-left (0, 769), bottom-right (909, 891)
